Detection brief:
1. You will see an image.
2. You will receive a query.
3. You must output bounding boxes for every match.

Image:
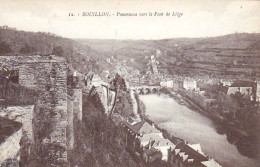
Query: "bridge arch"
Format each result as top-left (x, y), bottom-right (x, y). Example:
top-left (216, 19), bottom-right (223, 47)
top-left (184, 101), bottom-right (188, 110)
top-left (152, 88), bottom-right (158, 93)
top-left (130, 86), bottom-right (160, 94)
top-left (145, 88), bottom-right (151, 94)
top-left (139, 88), bottom-right (144, 95)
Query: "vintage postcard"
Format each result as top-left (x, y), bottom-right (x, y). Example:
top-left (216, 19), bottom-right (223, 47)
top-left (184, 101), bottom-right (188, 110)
top-left (0, 0), bottom-right (259, 167)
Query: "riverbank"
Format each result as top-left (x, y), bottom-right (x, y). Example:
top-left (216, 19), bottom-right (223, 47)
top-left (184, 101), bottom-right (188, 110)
top-left (157, 88), bottom-right (248, 137)
top-left (140, 94), bottom-right (259, 167)
top-left (134, 92), bottom-right (185, 147)
top-left (152, 88), bottom-right (260, 159)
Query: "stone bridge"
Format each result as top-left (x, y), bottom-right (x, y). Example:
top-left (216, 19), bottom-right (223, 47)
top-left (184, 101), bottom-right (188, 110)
top-left (130, 85), bottom-right (161, 94)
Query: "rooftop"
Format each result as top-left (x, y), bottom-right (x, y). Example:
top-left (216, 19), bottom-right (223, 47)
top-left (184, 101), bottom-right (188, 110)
top-left (132, 121), bottom-right (161, 134)
top-left (201, 159), bottom-right (222, 167)
top-left (227, 87), bottom-right (252, 95)
top-left (143, 147), bottom-right (161, 156)
top-left (152, 138), bottom-right (175, 148)
top-left (121, 120), bottom-right (161, 134)
top-left (184, 77), bottom-right (196, 82)
top-left (140, 133), bottom-right (163, 144)
top-left (187, 144), bottom-right (204, 155)
top-left (174, 142), bottom-right (208, 163)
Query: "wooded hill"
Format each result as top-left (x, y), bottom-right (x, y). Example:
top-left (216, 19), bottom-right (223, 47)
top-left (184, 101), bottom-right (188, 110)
top-left (0, 26), bottom-right (111, 74)
top-left (78, 33), bottom-right (260, 79)
top-left (1, 26), bottom-right (259, 79)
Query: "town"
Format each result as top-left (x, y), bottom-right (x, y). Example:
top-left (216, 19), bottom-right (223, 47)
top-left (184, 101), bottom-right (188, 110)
top-left (0, 54), bottom-right (224, 167)
top-left (0, 25), bottom-right (259, 167)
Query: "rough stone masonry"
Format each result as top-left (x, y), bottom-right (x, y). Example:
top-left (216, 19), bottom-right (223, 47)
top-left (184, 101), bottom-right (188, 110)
top-left (0, 55), bottom-right (68, 166)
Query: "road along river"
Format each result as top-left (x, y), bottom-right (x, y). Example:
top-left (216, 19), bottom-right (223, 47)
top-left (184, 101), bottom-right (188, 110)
top-left (140, 94), bottom-right (259, 167)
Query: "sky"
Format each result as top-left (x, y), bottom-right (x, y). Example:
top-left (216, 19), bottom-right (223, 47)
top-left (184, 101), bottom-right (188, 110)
top-left (0, 0), bottom-right (259, 39)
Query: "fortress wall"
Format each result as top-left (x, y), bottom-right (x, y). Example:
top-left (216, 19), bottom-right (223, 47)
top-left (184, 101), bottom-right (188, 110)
top-left (67, 88), bottom-right (82, 150)
top-left (32, 58), bottom-right (68, 166)
top-left (0, 55), bottom-right (69, 166)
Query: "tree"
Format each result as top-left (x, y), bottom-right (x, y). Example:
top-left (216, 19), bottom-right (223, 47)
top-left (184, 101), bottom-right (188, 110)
top-left (112, 73), bottom-right (127, 91)
top-left (0, 42), bottom-right (12, 54)
top-left (89, 86), bottom-right (105, 113)
top-left (20, 44), bottom-right (36, 54)
top-left (52, 46), bottom-right (64, 56)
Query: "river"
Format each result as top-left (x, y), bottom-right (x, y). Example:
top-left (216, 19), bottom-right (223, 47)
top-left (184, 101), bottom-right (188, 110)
top-left (140, 94), bottom-right (259, 167)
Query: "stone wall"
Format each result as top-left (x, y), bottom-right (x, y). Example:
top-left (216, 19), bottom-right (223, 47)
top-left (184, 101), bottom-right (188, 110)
top-left (0, 55), bottom-right (68, 166)
top-left (0, 83), bottom-right (38, 106)
top-left (67, 88), bottom-right (82, 150)
top-left (94, 85), bottom-right (117, 115)
top-left (0, 105), bottom-right (34, 142)
top-left (0, 55), bottom-right (35, 87)
top-left (96, 86), bottom-right (109, 114)
top-left (32, 56), bottom-right (68, 166)
top-left (0, 55), bottom-right (65, 89)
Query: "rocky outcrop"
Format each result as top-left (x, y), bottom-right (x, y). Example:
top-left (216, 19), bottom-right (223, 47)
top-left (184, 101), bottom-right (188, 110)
top-left (0, 105), bottom-right (34, 166)
top-left (1, 106), bottom-right (34, 142)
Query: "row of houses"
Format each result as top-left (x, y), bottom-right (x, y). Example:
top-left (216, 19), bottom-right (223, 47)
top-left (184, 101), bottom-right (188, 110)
top-left (161, 76), bottom-right (260, 103)
top-left (160, 77), bottom-right (197, 91)
top-left (118, 119), bottom-right (222, 167)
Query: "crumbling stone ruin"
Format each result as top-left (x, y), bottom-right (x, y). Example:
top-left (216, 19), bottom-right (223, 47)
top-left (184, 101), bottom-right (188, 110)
top-left (0, 55), bottom-right (82, 166)
top-left (0, 105), bottom-right (34, 165)
top-left (30, 55), bottom-right (68, 166)
top-left (67, 88), bottom-right (83, 150)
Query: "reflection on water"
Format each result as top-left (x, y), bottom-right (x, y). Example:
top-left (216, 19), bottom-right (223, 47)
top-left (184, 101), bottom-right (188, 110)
top-left (140, 94), bottom-right (259, 167)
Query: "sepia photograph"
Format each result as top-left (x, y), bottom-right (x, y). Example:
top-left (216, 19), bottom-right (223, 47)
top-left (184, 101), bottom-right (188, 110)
top-left (0, 0), bottom-right (259, 167)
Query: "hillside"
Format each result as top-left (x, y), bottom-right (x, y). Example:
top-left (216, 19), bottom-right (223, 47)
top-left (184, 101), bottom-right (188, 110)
top-left (0, 26), bottom-right (146, 167)
top-left (1, 26), bottom-right (259, 79)
top-left (0, 26), bottom-right (111, 74)
top-left (78, 33), bottom-right (260, 79)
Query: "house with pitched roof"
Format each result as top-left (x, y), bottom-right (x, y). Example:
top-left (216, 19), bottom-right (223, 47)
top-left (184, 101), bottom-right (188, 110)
top-left (187, 144), bottom-right (205, 155)
top-left (139, 133), bottom-right (163, 147)
top-left (160, 80), bottom-right (174, 88)
top-left (168, 142), bottom-right (208, 167)
top-left (227, 80), bottom-right (256, 101)
top-left (119, 121), bottom-right (140, 150)
top-left (119, 120), bottom-right (164, 155)
top-left (201, 159), bottom-right (222, 167)
top-left (91, 74), bottom-right (103, 87)
top-left (220, 79), bottom-right (234, 87)
top-left (119, 120), bottom-right (222, 166)
top-left (151, 137), bottom-right (176, 161)
top-left (133, 121), bottom-right (161, 135)
top-left (120, 121), bottom-right (161, 135)
top-left (143, 147), bottom-right (162, 163)
top-left (227, 86), bottom-right (253, 100)
top-left (183, 78), bottom-right (197, 90)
